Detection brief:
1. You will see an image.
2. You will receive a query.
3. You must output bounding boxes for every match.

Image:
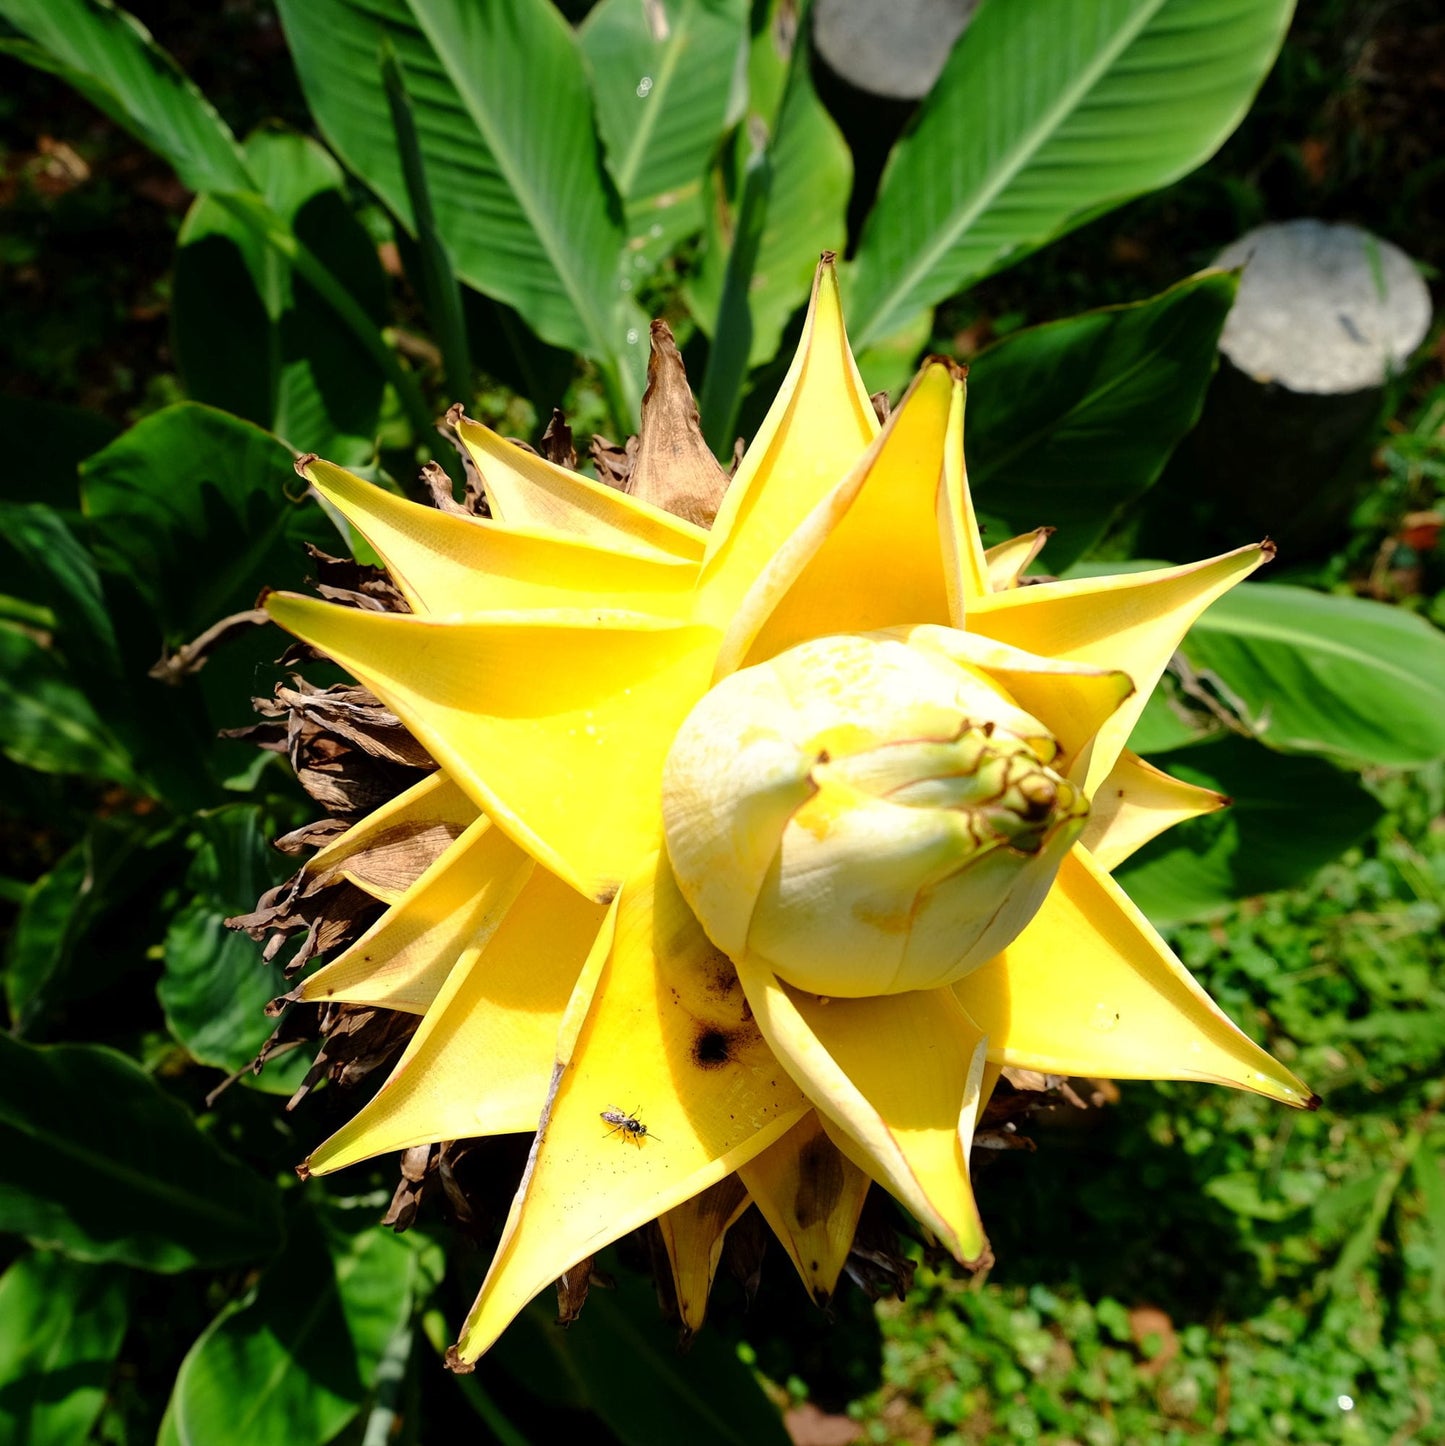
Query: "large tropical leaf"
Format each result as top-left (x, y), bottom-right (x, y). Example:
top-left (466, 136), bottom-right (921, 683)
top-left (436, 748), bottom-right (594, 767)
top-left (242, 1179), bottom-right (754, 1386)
top-left (158, 807), bottom-right (312, 1095)
top-left (380, 39), bottom-right (473, 402)
top-left (0, 1252), bottom-right (129, 1446)
top-left (689, 5), bottom-right (851, 362)
top-left (1180, 583), bottom-right (1445, 769)
top-left (161, 1205), bottom-right (420, 1446)
top-left (0, 2), bottom-right (424, 435)
top-left (845, 0), bottom-right (1293, 348)
top-left (0, 622), bottom-right (135, 784)
top-left (581, 0), bottom-right (748, 278)
top-left (1117, 735), bottom-right (1384, 924)
top-left (967, 271), bottom-right (1237, 568)
top-left (691, 1), bottom-right (852, 445)
top-left (0, 503), bottom-right (122, 687)
top-left (0, 501), bottom-right (216, 806)
top-left (174, 128), bottom-right (389, 461)
top-left (276, 0), bottom-right (642, 417)
top-left (0, 1036), bottom-right (283, 1271)
top-left (78, 404), bottom-right (339, 798)
top-left (492, 1267), bottom-right (792, 1446)
top-left (0, 0), bottom-right (251, 193)
top-left (80, 403), bottom-right (332, 647)
top-left (6, 815), bottom-right (181, 1036)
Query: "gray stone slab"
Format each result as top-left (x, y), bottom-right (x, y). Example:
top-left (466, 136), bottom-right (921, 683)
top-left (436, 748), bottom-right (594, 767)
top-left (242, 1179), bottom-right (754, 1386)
top-left (814, 0), bottom-right (978, 100)
top-left (1215, 220), bottom-right (1431, 395)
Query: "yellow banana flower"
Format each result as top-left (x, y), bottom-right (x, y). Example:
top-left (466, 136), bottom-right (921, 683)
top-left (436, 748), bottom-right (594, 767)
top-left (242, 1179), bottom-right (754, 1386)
top-left (264, 257), bottom-right (1315, 1365)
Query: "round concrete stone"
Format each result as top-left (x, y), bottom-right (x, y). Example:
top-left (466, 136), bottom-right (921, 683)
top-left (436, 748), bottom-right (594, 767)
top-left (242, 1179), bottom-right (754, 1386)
top-left (1215, 220), bottom-right (1432, 395)
top-left (814, 0), bottom-right (978, 101)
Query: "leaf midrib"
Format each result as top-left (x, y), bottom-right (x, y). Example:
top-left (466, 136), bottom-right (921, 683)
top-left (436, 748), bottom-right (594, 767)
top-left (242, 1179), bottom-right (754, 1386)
top-left (976, 308), bottom-right (1195, 479)
top-left (854, 0), bottom-right (1167, 347)
top-left (1191, 614), bottom-right (1439, 698)
top-left (0, 1079), bottom-right (266, 1249)
top-left (611, 8), bottom-right (695, 199)
top-left (407, 0), bottom-right (617, 359)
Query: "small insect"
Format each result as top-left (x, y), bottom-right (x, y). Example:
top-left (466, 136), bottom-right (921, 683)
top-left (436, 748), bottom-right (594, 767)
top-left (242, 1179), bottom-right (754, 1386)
top-left (600, 1106), bottom-right (659, 1146)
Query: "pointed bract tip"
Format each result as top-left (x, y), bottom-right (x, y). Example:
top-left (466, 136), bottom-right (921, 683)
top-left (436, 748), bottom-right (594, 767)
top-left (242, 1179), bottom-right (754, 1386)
top-left (938, 354), bottom-right (969, 383)
top-left (1304, 1092), bottom-right (1323, 1112)
top-left (262, 589), bottom-right (300, 623)
top-left (818, 249), bottom-right (837, 265)
top-left (293, 452), bottom-right (318, 479)
top-left (919, 353), bottom-right (969, 383)
top-left (295, 1159), bottom-right (312, 1182)
top-left (966, 1244), bottom-right (995, 1273)
top-left (1259, 537), bottom-right (1277, 561)
top-left (444, 401), bottom-right (467, 427)
top-left (444, 1345), bottom-right (476, 1375)
top-left (263, 991), bottom-right (297, 1018)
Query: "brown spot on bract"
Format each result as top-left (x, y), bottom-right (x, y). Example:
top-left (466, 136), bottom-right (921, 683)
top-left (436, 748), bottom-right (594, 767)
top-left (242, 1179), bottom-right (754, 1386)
top-left (851, 897), bottom-right (911, 935)
top-left (794, 1133), bottom-right (846, 1229)
top-left (702, 950), bottom-right (741, 1002)
top-left (692, 1027), bottom-right (734, 1070)
top-left (694, 1174), bottom-right (749, 1232)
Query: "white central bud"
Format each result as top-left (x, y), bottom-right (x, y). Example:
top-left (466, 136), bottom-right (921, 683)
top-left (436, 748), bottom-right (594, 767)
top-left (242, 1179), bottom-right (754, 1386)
top-left (662, 632), bottom-right (1089, 998)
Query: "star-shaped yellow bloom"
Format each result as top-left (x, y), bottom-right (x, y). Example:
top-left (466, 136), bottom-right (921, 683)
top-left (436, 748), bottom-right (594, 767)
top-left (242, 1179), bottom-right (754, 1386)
top-left (265, 258), bottom-right (1314, 1366)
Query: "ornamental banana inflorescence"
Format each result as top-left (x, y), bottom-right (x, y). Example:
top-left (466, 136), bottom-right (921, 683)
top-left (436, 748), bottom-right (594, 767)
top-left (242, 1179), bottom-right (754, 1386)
top-left (246, 256), bottom-right (1315, 1364)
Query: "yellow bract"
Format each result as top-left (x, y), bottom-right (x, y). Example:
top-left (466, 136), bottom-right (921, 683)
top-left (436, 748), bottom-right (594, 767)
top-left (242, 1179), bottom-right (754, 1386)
top-left (266, 257), bottom-right (1314, 1365)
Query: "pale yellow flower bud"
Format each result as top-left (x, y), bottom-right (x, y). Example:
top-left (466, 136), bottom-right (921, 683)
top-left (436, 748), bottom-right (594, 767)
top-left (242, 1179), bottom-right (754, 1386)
top-left (662, 632), bottom-right (1089, 997)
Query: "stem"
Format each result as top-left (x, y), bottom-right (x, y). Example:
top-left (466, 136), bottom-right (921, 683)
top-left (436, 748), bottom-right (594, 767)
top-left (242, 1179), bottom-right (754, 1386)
top-left (699, 145), bottom-right (770, 455)
top-left (210, 192), bottom-right (436, 448)
top-left (698, 0), bottom-right (815, 453)
top-left (380, 39), bottom-right (473, 411)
